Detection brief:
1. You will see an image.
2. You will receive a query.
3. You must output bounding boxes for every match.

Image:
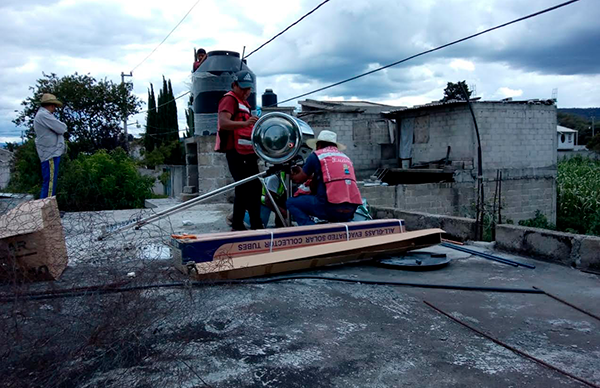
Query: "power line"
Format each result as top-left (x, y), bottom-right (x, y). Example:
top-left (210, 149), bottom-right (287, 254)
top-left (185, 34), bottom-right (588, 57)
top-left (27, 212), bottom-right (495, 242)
top-left (245, 0), bottom-right (331, 59)
top-left (277, 0), bottom-right (581, 106)
top-left (138, 91), bottom-right (190, 115)
top-left (130, 0), bottom-right (202, 73)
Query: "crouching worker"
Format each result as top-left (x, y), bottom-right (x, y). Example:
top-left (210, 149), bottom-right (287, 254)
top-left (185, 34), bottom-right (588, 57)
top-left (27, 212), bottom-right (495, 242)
top-left (287, 130), bottom-right (362, 226)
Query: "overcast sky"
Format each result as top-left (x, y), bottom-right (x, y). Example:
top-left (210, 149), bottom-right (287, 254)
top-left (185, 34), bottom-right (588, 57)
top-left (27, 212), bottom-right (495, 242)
top-left (1, 0), bottom-right (599, 143)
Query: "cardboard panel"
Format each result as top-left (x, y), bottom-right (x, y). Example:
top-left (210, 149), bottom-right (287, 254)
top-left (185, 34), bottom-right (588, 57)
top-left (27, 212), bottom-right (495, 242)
top-left (186, 229), bottom-right (443, 280)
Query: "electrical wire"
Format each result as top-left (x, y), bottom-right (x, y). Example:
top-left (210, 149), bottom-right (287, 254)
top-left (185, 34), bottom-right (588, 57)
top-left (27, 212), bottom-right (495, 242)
top-left (425, 300), bottom-right (600, 388)
top-left (244, 0), bottom-right (331, 59)
top-left (0, 275), bottom-right (545, 303)
top-left (130, 0), bottom-right (202, 73)
top-left (276, 0), bottom-right (582, 106)
top-left (138, 91), bottom-right (191, 115)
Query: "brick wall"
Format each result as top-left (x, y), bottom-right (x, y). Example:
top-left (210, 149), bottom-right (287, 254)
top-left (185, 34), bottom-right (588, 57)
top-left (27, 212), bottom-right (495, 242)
top-left (477, 104), bottom-right (557, 172)
top-left (194, 135), bottom-right (233, 202)
top-left (360, 177), bottom-right (556, 224)
top-left (404, 106), bottom-right (475, 164)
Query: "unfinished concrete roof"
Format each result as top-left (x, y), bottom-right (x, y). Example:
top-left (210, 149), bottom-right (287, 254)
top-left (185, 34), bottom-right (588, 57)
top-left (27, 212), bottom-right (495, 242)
top-left (384, 98), bottom-right (557, 116)
top-left (1, 199), bottom-right (599, 387)
top-left (300, 99), bottom-right (404, 114)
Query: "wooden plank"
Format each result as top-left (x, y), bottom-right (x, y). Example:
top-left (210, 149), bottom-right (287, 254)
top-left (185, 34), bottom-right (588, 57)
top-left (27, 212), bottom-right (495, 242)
top-left (187, 229), bottom-right (443, 280)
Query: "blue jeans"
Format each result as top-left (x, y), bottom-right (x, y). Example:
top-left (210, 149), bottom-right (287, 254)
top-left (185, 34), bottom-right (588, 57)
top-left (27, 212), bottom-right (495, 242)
top-left (244, 205), bottom-right (272, 228)
top-left (40, 156), bottom-right (60, 198)
top-left (286, 195), bottom-right (357, 226)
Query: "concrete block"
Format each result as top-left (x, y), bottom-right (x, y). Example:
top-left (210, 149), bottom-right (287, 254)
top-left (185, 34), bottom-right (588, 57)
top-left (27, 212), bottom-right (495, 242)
top-left (371, 206), bottom-right (477, 241)
top-left (183, 186), bottom-right (196, 194)
top-left (579, 237), bottom-right (600, 271)
top-left (198, 166), bottom-right (226, 179)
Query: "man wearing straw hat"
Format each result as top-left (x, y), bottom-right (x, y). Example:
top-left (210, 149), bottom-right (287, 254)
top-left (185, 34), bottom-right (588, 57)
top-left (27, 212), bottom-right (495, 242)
top-left (33, 93), bottom-right (67, 198)
top-left (287, 130), bottom-right (363, 225)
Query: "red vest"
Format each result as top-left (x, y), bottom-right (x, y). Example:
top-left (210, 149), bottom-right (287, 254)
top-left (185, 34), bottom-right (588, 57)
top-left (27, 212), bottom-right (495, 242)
top-left (315, 146), bottom-right (362, 205)
top-left (215, 91), bottom-right (255, 154)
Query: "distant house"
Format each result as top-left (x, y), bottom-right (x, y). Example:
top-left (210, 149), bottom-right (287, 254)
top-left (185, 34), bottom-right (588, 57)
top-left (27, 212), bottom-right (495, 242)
top-left (0, 149), bottom-right (14, 190)
top-left (557, 125), bottom-right (577, 150)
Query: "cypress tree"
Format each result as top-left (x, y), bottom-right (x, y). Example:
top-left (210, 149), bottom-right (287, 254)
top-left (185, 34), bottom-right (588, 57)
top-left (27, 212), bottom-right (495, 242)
top-left (145, 84), bottom-right (158, 153)
top-left (167, 79), bottom-right (179, 141)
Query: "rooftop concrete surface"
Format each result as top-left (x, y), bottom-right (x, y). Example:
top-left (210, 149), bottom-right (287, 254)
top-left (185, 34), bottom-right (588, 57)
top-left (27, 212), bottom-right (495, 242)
top-left (2, 200), bottom-right (599, 387)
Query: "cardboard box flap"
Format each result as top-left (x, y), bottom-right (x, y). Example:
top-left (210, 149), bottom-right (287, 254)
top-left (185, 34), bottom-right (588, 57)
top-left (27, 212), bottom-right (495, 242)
top-left (0, 198), bottom-right (59, 239)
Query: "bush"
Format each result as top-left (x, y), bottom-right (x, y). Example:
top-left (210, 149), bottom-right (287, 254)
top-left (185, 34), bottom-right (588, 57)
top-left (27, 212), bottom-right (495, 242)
top-left (518, 210), bottom-right (556, 230)
top-left (587, 133), bottom-right (600, 152)
top-left (7, 142), bottom-right (154, 211)
top-left (557, 156), bottom-right (600, 236)
top-left (6, 139), bottom-right (42, 196)
top-left (58, 148), bottom-right (154, 211)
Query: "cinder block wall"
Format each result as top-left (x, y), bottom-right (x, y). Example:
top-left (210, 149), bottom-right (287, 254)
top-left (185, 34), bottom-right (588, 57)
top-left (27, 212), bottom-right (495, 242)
top-left (376, 102), bottom-right (558, 224)
top-left (361, 177), bottom-right (556, 224)
top-left (405, 106), bottom-right (475, 164)
top-left (300, 112), bottom-right (395, 177)
top-left (477, 104), bottom-right (557, 172)
top-left (361, 182), bottom-right (475, 218)
top-left (195, 135), bottom-right (233, 202)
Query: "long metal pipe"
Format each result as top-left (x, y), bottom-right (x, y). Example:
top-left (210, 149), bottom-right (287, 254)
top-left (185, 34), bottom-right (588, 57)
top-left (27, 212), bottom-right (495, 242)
top-left (98, 171), bottom-right (268, 240)
top-left (441, 242), bottom-right (535, 269)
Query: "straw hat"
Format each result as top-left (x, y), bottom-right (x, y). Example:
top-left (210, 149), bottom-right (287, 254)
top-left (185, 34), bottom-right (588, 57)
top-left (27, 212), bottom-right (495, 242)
top-left (306, 130), bottom-right (346, 151)
top-left (40, 93), bottom-right (63, 107)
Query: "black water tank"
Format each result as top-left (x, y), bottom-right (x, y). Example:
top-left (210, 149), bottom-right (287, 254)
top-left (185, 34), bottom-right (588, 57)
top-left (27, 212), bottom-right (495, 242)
top-left (262, 89), bottom-right (277, 107)
top-left (192, 50), bottom-right (256, 114)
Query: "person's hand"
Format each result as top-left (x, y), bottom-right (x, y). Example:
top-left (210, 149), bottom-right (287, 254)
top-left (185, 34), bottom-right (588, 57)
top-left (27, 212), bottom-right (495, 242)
top-left (246, 116), bottom-right (259, 126)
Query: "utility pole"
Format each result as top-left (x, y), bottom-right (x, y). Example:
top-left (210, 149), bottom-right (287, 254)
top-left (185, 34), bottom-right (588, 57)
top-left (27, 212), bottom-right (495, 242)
top-left (121, 71), bottom-right (133, 151)
top-left (592, 116), bottom-right (596, 138)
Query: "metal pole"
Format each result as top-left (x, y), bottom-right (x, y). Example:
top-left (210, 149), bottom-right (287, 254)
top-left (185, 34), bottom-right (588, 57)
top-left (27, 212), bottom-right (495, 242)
top-left (98, 170), bottom-right (268, 240)
top-left (121, 71), bottom-right (133, 152)
top-left (259, 177), bottom-right (288, 227)
top-left (460, 82), bottom-right (484, 240)
top-left (592, 116), bottom-right (595, 138)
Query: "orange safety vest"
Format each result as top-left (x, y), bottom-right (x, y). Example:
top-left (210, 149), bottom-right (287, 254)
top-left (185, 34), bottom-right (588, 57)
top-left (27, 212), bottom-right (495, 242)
top-left (315, 146), bottom-right (362, 205)
top-left (215, 91), bottom-right (255, 155)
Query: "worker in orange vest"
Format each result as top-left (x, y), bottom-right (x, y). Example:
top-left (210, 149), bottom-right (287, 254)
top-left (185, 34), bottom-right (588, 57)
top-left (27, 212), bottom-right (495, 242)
top-left (287, 130), bottom-right (362, 225)
top-left (215, 70), bottom-right (263, 231)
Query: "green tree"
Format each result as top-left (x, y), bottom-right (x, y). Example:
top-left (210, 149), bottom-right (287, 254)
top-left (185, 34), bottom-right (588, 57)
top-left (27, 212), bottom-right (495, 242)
top-left (13, 72), bottom-right (142, 157)
top-left (144, 84), bottom-right (158, 153)
top-left (144, 77), bottom-right (183, 166)
top-left (441, 81), bottom-right (472, 102)
top-left (587, 133), bottom-right (600, 152)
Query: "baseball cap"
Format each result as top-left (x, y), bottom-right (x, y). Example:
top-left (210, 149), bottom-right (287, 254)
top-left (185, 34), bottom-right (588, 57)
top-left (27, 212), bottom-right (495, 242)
top-left (235, 70), bottom-right (254, 89)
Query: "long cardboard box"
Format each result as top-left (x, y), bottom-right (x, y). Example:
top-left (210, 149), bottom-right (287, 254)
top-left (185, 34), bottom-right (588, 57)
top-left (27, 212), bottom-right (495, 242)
top-left (186, 229), bottom-right (443, 280)
top-left (172, 219), bottom-right (406, 268)
top-left (0, 197), bottom-right (68, 281)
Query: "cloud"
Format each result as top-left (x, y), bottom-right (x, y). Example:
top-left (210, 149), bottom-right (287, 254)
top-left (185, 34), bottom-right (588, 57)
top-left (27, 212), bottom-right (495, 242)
top-left (496, 87), bottom-right (523, 99)
top-left (1, 0), bottom-right (600, 143)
